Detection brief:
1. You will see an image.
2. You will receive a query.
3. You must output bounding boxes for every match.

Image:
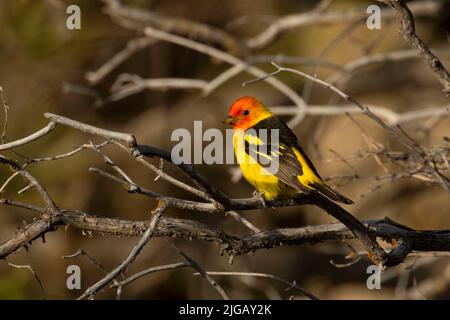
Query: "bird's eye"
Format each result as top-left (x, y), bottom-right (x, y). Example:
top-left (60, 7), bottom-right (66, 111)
top-left (243, 110), bottom-right (250, 116)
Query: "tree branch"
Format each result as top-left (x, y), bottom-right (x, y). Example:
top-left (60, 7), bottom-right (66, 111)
top-left (245, 1), bottom-right (440, 50)
top-left (378, 0), bottom-right (450, 95)
top-left (77, 201), bottom-right (167, 299)
top-left (1, 200), bottom-right (450, 265)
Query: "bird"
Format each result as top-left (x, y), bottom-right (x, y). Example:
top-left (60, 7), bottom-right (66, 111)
top-left (223, 96), bottom-right (353, 204)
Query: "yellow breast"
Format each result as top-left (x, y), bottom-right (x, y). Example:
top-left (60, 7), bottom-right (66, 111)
top-left (234, 132), bottom-right (286, 200)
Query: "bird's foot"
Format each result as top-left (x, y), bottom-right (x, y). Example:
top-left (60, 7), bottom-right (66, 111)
top-left (253, 190), bottom-right (266, 207)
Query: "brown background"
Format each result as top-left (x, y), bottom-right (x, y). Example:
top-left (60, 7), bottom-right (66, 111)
top-left (0, 0), bottom-right (449, 299)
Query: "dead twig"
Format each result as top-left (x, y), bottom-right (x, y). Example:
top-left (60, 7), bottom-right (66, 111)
top-left (378, 0), bottom-right (450, 95)
top-left (174, 246), bottom-right (229, 300)
top-left (77, 201), bottom-right (167, 299)
top-left (8, 263), bottom-right (46, 300)
top-left (194, 271), bottom-right (318, 300)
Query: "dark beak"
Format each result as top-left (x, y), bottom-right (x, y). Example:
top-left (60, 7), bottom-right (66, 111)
top-left (223, 116), bottom-right (236, 126)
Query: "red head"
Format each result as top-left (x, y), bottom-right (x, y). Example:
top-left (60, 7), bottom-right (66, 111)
top-left (224, 96), bottom-right (272, 130)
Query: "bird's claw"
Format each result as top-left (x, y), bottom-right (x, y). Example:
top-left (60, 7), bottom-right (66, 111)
top-left (253, 190), bottom-right (266, 207)
top-left (132, 149), bottom-right (142, 158)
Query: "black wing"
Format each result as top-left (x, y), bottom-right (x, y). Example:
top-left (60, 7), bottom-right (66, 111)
top-left (245, 116), bottom-right (322, 193)
top-left (246, 116), bottom-right (354, 204)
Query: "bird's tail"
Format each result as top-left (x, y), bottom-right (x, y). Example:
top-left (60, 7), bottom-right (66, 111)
top-left (312, 182), bottom-right (354, 205)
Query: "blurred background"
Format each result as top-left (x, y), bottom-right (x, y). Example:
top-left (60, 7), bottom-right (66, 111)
top-left (0, 0), bottom-right (449, 299)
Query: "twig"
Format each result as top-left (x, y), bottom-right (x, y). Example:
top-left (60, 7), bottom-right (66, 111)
top-left (301, 18), bottom-right (363, 105)
top-left (0, 156), bottom-right (57, 210)
top-left (378, 0), bottom-right (450, 95)
top-left (77, 201), bottom-right (167, 299)
top-left (107, 74), bottom-right (209, 103)
top-left (326, 49), bottom-right (422, 85)
top-left (18, 183), bottom-right (35, 195)
top-left (101, 0), bottom-right (242, 55)
top-left (88, 141), bottom-right (135, 185)
top-left (111, 262), bottom-right (191, 298)
top-left (0, 87), bottom-right (9, 144)
top-left (8, 263), bottom-right (46, 300)
top-left (63, 249), bottom-right (110, 274)
top-left (0, 171), bottom-right (20, 193)
top-left (248, 54), bottom-right (342, 69)
top-left (194, 271), bottom-right (318, 300)
top-left (244, 1), bottom-right (439, 50)
top-left (27, 141), bottom-right (111, 163)
top-left (257, 104), bottom-right (450, 126)
top-left (245, 62), bottom-right (432, 163)
top-left (174, 246), bottom-right (229, 300)
top-left (0, 121), bottom-right (56, 151)
top-left (89, 140), bottom-right (222, 206)
top-left (85, 37), bottom-right (156, 85)
top-left (62, 83), bottom-right (103, 102)
top-left (226, 211), bottom-right (260, 233)
top-left (62, 248), bottom-right (120, 288)
top-left (44, 113), bottom-right (136, 146)
top-left (143, 26), bottom-right (306, 113)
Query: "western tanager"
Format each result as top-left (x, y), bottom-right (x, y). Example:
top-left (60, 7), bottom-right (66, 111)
top-left (224, 96), bottom-right (353, 204)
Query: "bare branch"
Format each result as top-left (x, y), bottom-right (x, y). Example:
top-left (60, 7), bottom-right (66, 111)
top-left (0, 121), bottom-right (56, 151)
top-left (112, 262), bottom-right (191, 292)
top-left (326, 49), bottom-right (421, 85)
top-left (85, 37), bottom-right (156, 85)
top-left (271, 104), bottom-right (450, 126)
top-left (0, 87), bottom-right (9, 144)
top-left (244, 61), bottom-right (419, 155)
top-left (143, 26), bottom-right (306, 113)
top-left (63, 249), bottom-right (110, 274)
top-left (101, 0), bottom-right (243, 55)
top-left (3, 198), bottom-right (450, 268)
top-left (194, 271), bottom-right (318, 300)
top-left (44, 113), bottom-right (136, 146)
top-left (245, 1), bottom-right (439, 50)
top-left (0, 171), bottom-right (20, 193)
top-left (63, 249), bottom-right (120, 288)
top-left (28, 141), bottom-right (111, 163)
top-left (107, 74), bottom-right (209, 103)
top-left (0, 156), bottom-right (57, 209)
top-left (8, 263), bottom-right (46, 300)
top-left (226, 211), bottom-right (260, 233)
top-left (378, 0), bottom-right (450, 94)
top-left (78, 201), bottom-right (167, 299)
top-left (0, 111), bottom-right (446, 272)
top-left (174, 246), bottom-right (230, 300)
